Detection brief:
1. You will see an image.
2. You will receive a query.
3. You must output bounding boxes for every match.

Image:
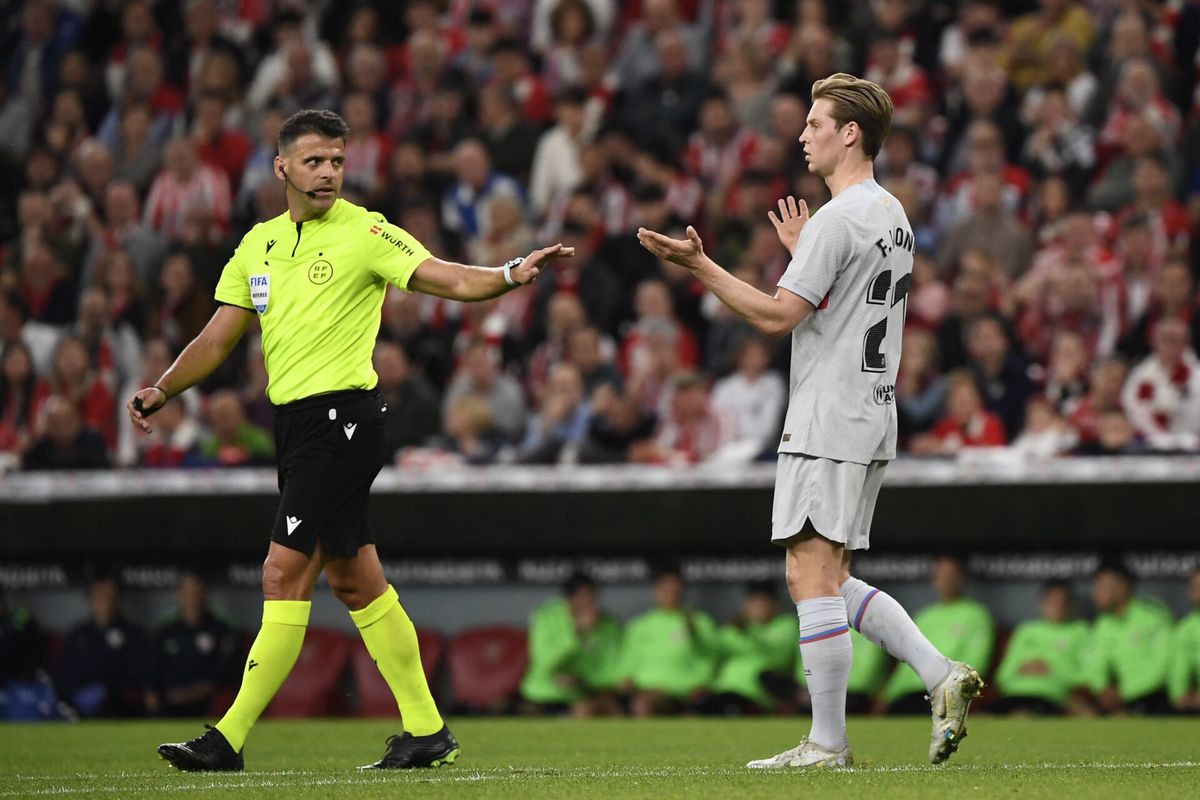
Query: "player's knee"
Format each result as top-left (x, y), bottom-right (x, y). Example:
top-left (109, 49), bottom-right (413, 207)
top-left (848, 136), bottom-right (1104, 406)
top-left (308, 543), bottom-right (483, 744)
top-left (327, 575), bottom-right (367, 610)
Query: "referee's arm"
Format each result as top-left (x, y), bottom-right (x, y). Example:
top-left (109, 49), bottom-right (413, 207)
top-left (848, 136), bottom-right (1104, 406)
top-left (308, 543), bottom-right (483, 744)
top-left (407, 243), bottom-right (574, 301)
top-left (127, 305), bottom-right (254, 433)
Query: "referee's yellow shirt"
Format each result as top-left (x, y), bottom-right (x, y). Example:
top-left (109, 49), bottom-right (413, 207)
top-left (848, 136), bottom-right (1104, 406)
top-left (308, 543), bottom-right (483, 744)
top-left (214, 199), bottom-right (431, 405)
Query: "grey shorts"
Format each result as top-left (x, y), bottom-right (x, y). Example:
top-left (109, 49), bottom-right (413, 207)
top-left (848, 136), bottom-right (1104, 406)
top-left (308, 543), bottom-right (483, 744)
top-left (771, 454), bottom-right (887, 550)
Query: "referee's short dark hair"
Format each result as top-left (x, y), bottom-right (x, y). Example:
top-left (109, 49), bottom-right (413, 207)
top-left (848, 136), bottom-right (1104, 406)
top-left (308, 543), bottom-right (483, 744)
top-left (278, 109), bottom-right (350, 152)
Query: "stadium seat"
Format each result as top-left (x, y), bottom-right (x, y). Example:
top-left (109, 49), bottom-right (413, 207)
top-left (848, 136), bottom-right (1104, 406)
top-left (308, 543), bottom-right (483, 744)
top-left (447, 626), bottom-right (529, 713)
top-left (350, 628), bottom-right (445, 717)
top-left (265, 627), bottom-right (353, 718)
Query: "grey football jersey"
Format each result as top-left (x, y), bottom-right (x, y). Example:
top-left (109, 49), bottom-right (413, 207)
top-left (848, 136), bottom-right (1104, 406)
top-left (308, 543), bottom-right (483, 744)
top-left (776, 179), bottom-right (914, 465)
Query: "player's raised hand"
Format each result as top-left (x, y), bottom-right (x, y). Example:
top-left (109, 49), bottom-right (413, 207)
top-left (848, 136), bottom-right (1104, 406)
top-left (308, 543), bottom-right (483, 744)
top-left (127, 386), bottom-right (167, 434)
top-left (637, 226), bottom-right (705, 269)
top-left (510, 243), bottom-right (575, 285)
top-left (768, 195), bottom-right (809, 254)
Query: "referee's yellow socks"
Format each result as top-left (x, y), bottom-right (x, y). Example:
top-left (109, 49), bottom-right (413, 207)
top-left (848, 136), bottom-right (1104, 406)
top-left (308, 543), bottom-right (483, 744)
top-left (215, 599), bottom-right (310, 752)
top-left (350, 585), bottom-right (443, 736)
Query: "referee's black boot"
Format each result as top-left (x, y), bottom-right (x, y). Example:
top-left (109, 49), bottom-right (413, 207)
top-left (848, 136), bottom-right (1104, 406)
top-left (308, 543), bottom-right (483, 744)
top-left (158, 724), bottom-right (244, 772)
top-left (359, 725), bottom-right (461, 769)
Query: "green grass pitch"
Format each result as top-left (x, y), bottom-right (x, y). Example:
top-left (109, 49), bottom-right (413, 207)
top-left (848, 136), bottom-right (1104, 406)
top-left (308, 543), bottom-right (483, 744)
top-left (1, 717), bottom-right (1197, 799)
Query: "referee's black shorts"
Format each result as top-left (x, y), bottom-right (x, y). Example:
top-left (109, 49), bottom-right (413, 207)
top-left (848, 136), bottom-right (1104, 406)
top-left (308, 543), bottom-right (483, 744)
top-left (270, 388), bottom-right (387, 558)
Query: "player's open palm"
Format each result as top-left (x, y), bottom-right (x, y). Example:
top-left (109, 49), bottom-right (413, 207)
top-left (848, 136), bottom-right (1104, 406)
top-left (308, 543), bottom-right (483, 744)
top-left (511, 243), bottom-right (575, 285)
top-left (768, 195), bottom-right (809, 254)
top-left (636, 226), bottom-right (705, 270)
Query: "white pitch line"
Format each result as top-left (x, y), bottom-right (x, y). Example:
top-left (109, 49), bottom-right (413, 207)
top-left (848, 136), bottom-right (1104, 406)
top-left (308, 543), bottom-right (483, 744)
top-left (4, 761), bottom-right (1199, 797)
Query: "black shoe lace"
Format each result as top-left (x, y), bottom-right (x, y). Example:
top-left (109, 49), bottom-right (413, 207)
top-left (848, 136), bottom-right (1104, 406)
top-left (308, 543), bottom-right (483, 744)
top-left (385, 734), bottom-right (406, 749)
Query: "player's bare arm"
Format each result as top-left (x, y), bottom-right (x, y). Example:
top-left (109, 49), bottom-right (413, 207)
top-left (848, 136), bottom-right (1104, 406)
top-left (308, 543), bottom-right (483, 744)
top-left (126, 304), bottom-right (254, 433)
top-left (637, 225), bottom-right (813, 339)
top-left (407, 243), bottom-right (575, 301)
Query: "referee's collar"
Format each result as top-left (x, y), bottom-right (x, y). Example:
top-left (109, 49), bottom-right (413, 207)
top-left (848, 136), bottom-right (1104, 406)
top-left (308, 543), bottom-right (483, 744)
top-left (294, 198), bottom-right (348, 226)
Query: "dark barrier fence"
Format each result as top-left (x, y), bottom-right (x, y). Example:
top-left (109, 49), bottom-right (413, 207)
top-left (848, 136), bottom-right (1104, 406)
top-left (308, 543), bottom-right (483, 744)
top-left (3, 457), bottom-right (1199, 564)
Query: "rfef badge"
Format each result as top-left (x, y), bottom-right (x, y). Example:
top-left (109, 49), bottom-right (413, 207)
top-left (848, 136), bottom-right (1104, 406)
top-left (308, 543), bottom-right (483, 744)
top-left (250, 274), bottom-right (269, 313)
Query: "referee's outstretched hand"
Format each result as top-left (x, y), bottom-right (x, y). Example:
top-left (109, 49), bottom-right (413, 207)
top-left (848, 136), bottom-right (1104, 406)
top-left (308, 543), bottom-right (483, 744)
top-left (511, 243), bottom-right (575, 285)
top-left (768, 195), bottom-right (809, 255)
top-left (636, 225), bottom-right (705, 270)
top-left (127, 386), bottom-right (167, 434)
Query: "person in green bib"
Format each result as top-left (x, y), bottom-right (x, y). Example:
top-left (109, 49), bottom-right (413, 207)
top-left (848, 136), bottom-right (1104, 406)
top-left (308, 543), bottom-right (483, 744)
top-left (704, 581), bottom-right (798, 714)
top-left (994, 580), bottom-right (1090, 714)
top-left (1169, 566), bottom-right (1200, 713)
top-left (882, 556), bottom-right (995, 712)
top-left (520, 572), bottom-right (623, 716)
top-left (127, 109), bottom-right (573, 772)
top-left (618, 565), bottom-right (719, 716)
top-left (1085, 561), bottom-right (1174, 714)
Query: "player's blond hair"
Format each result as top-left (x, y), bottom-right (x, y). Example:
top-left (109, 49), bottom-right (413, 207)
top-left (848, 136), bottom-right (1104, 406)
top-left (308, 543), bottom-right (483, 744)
top-left (811, 73), bottom-right (894, 160)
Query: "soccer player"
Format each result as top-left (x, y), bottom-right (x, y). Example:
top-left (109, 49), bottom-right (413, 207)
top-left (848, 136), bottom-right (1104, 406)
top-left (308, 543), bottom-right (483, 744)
top-left (1168, 566), bottom-right (1200, 712)
top-left (638, 73), bottom-right (983, 768)
top-left (993, 579), bottom-right (1089, 715)
top-left (519, 572), bottom-right (624, 716)
top-left (128, 109), bottom-right (573, 771)
top-left (1085, 561), bottom-right (1174, 714)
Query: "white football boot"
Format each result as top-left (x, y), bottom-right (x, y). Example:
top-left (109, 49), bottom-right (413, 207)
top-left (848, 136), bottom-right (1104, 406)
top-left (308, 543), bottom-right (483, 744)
top-left (746, 738), bottom-right (853, 769)
top-left (927, 660), bottom-right (984, 764)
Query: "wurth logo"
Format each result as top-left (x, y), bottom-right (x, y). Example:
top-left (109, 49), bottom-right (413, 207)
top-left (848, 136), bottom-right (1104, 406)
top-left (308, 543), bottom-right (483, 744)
top-left (378, 229), bottom-right (415, 256)
top-left (369, 225), bottom-right (381, 235)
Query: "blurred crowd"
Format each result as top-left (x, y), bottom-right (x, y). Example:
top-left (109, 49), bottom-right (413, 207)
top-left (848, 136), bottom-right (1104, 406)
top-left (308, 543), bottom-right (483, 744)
top-left (2, 561), bottom-right (1198, 719)
top-left (2, 0), bottom-right (1200, 472)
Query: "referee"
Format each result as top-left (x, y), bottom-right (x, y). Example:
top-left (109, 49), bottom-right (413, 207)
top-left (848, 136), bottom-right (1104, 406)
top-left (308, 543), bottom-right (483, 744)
top-left (128, 109), bottom-right (572, 772)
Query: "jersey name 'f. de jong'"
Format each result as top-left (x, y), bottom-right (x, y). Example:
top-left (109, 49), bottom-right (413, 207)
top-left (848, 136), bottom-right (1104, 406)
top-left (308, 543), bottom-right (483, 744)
top-left (776, 179), bottom-right (915, 465)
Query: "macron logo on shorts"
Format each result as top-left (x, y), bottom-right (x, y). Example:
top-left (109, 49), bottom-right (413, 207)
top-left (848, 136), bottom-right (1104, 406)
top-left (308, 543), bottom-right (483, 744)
top-left (286, 516), bottom-right (302, 535)
top-left (343, 423), bottom-right (357, 440)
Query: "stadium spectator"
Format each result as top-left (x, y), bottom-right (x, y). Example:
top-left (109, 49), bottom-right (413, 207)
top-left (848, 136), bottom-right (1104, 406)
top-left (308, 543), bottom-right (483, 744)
top-left (897, 328), bottom-right (947, 442)
top-left (55, 574), bottom-right (150, 717)
top-left (618, 28), bottom-right (709, 144)
top-left (1121, 317), bottom-right (1200, 452)
top-left (566, 325), bottom-right (622, 396)
top-left (1004, 0), bottom-right (1095, 92)
top-left (968, 312), bottom-right (1035, 439)
top-left (705, 581), bottom-right (796, 714)
top-left (1118, 256), bottom-right (1200, 362)
top-left (136, 398), bottom-right (202, 469)
top-left (646, 370), bottom-right (732, 465)
top-left (613, 0), bottom-right (711, 92)
top-left (150, 251), bottom-right (213, 354)
top-left (520, 571), bottom-right (623, 716)
top-left (0, 0), bottom-right (1197, 472)
top-left (143, 135), bottom-right (231, 243)
top-left (618, 565), bottom-right (718, 716)
top-left (994, 580), bottom-right (1090, 714)
top-left (441, 138), bottom-right (525, 250)
top-left (1168, 566), bottom-right (1200, 713)
top-left (1043, 329), bottom-right (1090, 415)
top-left (32, 336), bottom-right (116, 449)
top-left (443, 337), bottom-right (526, 441)
top-left (147, 571), bottom-right (237, 718)
top-left (578, 381), bottom-right (656, 464)
top-left (1010, 396), bottom-right (1079, 458)
top-left (373, 341), bottom-right (440, 459)
top-left (519, 362), bottom-right (592, 465)
top-left (195, 389), bottom-right (273, 467)
top-left (1068, 356), bottom-right (1127, 444)
top-left (880, 557), bottom-right (994, 713)
top-left (0, 340), bottom-right (37, 458)
top-left (529, 87), bottom-right (590, 219)
top-left (191, 92), bottom-right (252, 197)
top-left (910, 370), bottom-right (1008, 454)
top-left (709, 335), bottom-right (785, 458)
top-left (1086, 561), bottom-right (1174, 714)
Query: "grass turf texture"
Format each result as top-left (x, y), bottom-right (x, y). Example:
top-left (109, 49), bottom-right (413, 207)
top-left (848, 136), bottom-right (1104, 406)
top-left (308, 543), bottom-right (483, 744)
top-left (1, 717), bottom-right (1197, 799)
